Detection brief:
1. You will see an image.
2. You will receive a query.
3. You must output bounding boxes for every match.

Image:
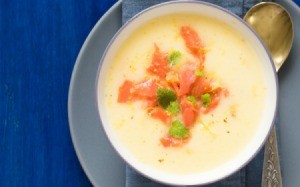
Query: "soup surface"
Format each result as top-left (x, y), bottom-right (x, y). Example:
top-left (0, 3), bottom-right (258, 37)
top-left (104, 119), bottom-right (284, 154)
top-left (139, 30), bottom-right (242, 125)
top-left (103, 14), bottom-right (266, 174)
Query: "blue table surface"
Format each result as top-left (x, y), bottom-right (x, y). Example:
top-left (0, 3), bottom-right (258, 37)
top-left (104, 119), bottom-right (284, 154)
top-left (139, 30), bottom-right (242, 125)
top-left (1, 0), bottom-right (299, 186)
top-left (0, 0), bottom-right (117, 186)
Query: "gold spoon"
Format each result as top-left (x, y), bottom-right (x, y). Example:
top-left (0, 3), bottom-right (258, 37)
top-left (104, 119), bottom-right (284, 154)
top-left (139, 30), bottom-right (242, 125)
top-left (244, 2), bottom-right (294, 186)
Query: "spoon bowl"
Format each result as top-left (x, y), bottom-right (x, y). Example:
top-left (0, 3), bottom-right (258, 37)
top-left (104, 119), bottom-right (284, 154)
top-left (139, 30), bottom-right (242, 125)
top-left (244, 2), bottom-right (294, 71)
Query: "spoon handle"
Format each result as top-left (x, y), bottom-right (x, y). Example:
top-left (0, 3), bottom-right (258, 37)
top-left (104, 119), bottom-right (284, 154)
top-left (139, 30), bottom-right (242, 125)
top-left (262, 126), bottom-right (282, 187)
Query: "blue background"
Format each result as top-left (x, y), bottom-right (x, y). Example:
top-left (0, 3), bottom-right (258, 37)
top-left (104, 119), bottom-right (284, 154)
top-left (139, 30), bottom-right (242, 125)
top-left (0, 0), bottom-right (117, 186)
top-left (0, 0), bottom-right (299, 186)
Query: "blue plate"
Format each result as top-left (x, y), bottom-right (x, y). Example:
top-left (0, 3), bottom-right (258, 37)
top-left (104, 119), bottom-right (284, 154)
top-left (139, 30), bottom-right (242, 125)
top-left (68, 0), bottom-right (300, 186)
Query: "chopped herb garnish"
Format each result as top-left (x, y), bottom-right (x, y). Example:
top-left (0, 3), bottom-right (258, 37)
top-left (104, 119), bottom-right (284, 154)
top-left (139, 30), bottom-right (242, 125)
top-left (201, 93), bottom-right (211, 107)
top-left (194, 69), bottom-right (205, 77)
top-left (169, 120), bottom-right (189, 139)
top-left (187, 96), bottom-right (198, 106)
top-left (157, 88), bottom-right (177, 108)
top-left (158, 159), bottom-right (164, 163)
top-left (166, 101), bottom-right (180, 115)
top-left (168, 51), bottom-right (182, 65)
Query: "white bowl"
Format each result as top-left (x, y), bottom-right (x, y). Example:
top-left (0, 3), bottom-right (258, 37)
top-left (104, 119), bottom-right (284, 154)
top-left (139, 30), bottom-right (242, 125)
top-left (96, 1), bottom-right (278, 185)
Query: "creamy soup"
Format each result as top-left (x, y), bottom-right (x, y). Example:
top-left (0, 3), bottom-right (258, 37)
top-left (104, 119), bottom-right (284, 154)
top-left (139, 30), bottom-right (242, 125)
top-left (103, 14), bottom-right (266, 174)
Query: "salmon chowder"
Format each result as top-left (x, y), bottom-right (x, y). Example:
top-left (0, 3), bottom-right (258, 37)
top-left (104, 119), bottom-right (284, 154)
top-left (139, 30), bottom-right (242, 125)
top-left (102, 13), bottom-right (267, 175)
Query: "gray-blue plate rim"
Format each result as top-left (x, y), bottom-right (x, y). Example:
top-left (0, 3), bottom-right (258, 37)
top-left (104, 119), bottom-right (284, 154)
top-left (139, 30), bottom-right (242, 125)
top-left (68, 0), bottom-right (300, 186)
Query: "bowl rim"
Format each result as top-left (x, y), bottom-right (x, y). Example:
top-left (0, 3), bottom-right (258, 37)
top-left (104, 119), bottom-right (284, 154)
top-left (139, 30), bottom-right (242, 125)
top-left (95, 0), bottom-right (278, 185)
